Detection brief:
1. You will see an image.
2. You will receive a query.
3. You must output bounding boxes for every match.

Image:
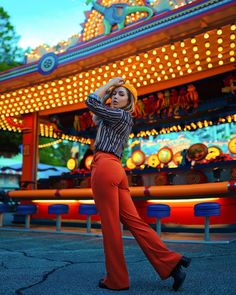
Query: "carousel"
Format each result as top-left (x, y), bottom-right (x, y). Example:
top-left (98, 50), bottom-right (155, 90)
top-left (0, 0), bottom-right (236, 230)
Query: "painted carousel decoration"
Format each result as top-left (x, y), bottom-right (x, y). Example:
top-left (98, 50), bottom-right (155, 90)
top-left (131, 149), bottom-right (145, 166)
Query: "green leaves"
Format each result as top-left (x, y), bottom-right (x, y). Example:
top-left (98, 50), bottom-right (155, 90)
top-left (0, 6), bottom-right (24, 71)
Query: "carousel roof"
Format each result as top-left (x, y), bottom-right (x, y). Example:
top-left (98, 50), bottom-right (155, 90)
top-left (0, 0), bottom-right (235, 139)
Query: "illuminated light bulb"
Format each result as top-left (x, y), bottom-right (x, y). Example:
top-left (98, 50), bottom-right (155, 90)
top-left (218, 60), bottom-right (224, 65)
top-left (161, 47), bottom-right (166, 53)
top-left (156, 57), bottom-right (160, 63)
top-left (132, 64), bottom-right (136, 70)
top-left (206, 50), bottom-right (211, 55)
top-left (205, 42), bottom-right (210, 48)
top-left (180, 41), bottom-right (185, 47)
top-left (204, 33), bottom-right (209, 39)
top-left (218, 46), bottom-right (223, 52)
top-left (191, 38), bottom-right (196, 44)
top-left (185, 63), bottom-right (190, 68)
top-left (98, 68), bottom-right (102, 73)
top-left (154, 72), bottom-right (158, 77)
top-left (218, 53), bottom-right (223, 58)
top-left (184, 57), bottom-right (188, 62)
top-left (169, 68), bottom-right (173, 73)
top-left (182, 49), bottom-right (187, 54)
top-left (175, 59), bottom-right (180, 64)
top-left (137, 82), bottom-right (141, 87)
top-left (217, 38), bottom-right (223, 44)
top-left (161, 70), bottom-right (165, 75)
top-left (193, 46), bottom-right (198, 52)
top-left (136, 56), bottom-right (140, 61)
top-left (173, 52), bottom-right (177, 58)
top-left (164, 75), bottom-right (168, 80)
top-left (159, 64), bottom-right (163, 69)
top-left (167, 62), bottom-right (172, 67)
top-left (206, 57), bottom-right (211, 62)
top-left (144, 53), bottom-right (148, 58)
top-left (208, 63), bottom-right (213, 68)
top-left (147, 59), bottom-right (152, 65)
top-left (230, 50), bottom-right (235, 56)
top-left (187, 68), bottom-right (192, 73)
top-left (177, 65), bottom-right (181, 71)
top-left (140, 63), bottom-right (144, 68)
top-left (120, 61), bottom-right (125, 66)
top-left (230, 57), bottom-right (235, 62)
top-left (170, 44), bottom-right (175, 50)
top-left (164, 55), bottom-right (169, 60)
top-left (157, 77), bottom-right (161, 81)
top-left (152, 49), bottom-right (157, 55)
top-left (231, 24), bottom-right (236, 31)
top-left (171, 73), bottom-right (176, 78)
top-left (230, 34), bottom-right (235, 40)
top-left (179, 71), bottom-right (183, 76)
top-left (194, 53), bottom-right (199, 59)
top-left (197, 66), bottom-right (202, 71)
top-left (230, 43), bottom-right (235, 48)
top-left (105, 65), bottom-right (110, 70)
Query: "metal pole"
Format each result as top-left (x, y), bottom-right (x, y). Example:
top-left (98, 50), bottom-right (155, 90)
top-left (156, 218), bottom-right (161, 236)
top-left (204, 216), bottom-right (210, 241)
top-left (56, 215), bottom-right (61, 231)
top-left (25, 215), bottom-right (30, 229)
top-left (0, 214), bottom-right (3, 227)
top-left (87, 215), bottom-right (91, 233)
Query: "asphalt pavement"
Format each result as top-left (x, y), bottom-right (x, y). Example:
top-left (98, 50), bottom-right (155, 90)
top-left (0, 228), bottom-right (236, 295)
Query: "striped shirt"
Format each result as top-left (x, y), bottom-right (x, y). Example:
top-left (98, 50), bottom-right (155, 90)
top-left (85, 93), bottom-right (133, 158)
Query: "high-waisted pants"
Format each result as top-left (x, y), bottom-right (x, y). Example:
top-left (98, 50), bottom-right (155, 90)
top-left (91, 151), bottom-right (182, 290)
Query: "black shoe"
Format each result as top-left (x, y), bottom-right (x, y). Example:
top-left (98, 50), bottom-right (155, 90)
top-left (98, 279), bottom-right (129, 291)
top-left (179, 256), bottom-right (191, 268)
top-left (171, 267), bottom-right (186, 292)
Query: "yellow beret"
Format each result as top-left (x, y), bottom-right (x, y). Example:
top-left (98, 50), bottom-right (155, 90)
top-left (122, 83), bottom-right (138, 104)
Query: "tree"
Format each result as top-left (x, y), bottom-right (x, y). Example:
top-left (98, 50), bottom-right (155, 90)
top-left (0, 131), bottom-right (22, 157)
top-left (39, 138), bottom-right (74, 167)
top-left (0, 6), bottom-right (24, 72)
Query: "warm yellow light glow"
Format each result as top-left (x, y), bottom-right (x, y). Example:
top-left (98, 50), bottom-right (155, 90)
top-left (147, 198), bottom-right (219, 204)
top-left (32, 200), bottom-right (79, 203)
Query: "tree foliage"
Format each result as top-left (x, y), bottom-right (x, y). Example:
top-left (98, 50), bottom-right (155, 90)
top-left (0, 6), bottom-right (25, 72)
top-left (0, 131), bottom-right (22, 156)
top-left (39, 138), bottom-right (74, 167)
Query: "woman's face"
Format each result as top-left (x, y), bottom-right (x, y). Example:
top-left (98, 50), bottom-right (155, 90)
top-left (111, 87), bottom-right (129, 109)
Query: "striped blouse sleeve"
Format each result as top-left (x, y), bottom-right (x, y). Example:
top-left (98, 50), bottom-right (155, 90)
top-left (85, 93), bottom-right (123, 123)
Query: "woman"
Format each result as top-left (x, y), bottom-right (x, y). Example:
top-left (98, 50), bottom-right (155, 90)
top-left (85, 77), bottom-right (191, 291)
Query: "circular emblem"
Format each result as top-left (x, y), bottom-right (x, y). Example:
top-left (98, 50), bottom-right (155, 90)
top-left (126, 158), bottom-right (136, 170)
top-left (38, 53), bottom-right (58, 75)
top-left (187, 143), bottom-right (208, 161)
top-left (85, 155), bottom-right (94, 170)
top-left (157, 147), bottom-right (173, 164)
top-left (67, 158), bottom-right (78, 171)
top-left (131, 150), bottom-right (145, 166)
top-left (205, 146), bottom-right (222, 160)
top-left (228, 137), bottom-right (236, 154)
top-left (147, 154), bottom-right (160, 168)
top-left (173, 151), bottom-right (183, 166)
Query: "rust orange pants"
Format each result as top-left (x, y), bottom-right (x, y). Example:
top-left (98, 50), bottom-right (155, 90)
top-left (91, 151), bottom-right (182, 290)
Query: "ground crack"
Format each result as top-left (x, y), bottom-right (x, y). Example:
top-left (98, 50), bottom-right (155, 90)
top-left (14, 262), bottom-right (72, 295)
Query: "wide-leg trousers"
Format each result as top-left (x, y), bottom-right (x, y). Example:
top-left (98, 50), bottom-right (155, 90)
top-left (91, 151), bottom-right (182, 290)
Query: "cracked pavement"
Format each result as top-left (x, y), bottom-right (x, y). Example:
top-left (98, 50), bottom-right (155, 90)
top-left (0, 230), bottom-right (235, 295)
